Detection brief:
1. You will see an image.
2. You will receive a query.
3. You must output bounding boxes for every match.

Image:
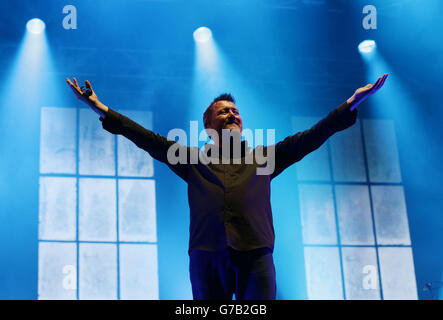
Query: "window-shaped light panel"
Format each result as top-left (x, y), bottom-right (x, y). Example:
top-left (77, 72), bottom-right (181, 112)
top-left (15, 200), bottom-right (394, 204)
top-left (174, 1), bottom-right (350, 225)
top-left (363, 119), bottom-right (402, 183)
top-left (119, 244), bottom-right (159, 299)
top-left (304, 246), bottom-right (343, 300)
top-left (119, 179), bottom-right (157, 242)
top-left (38, 242), bottom-right (77, 300)
top-left (329, 120), bottom-right (367, 182)
top-left (298, 184), bottom-right (337, 245)
top-left (79, 108), bottom-right (116, 176)
top-left (294, 111), bottom-right (416, 300)
top-left (39, 177), bottom-right (77, 241)
top-left (39, 106), bottom-right (159, 300)
top-left (292, 117), bottom-right (331, 181)
top-left (378, 247), bottom-right (417, 300)
top-left (40, 107), bottom-right (77, 174)
top-left (335, 185), bottom-right (374, 245)
top-left (371, 185), bottom-right (411, 245)
top-left (341, 247), bottom-right (380, 300)
top-left (79, 178), bottom-right (116, 241)
top-left (79, 243), bottom-right (117, 300)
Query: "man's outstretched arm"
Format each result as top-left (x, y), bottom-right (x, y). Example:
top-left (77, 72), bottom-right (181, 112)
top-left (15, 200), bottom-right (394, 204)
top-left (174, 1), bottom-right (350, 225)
top-left (65, 77), bottom-right (189, 181)
top-left (271, 74), bottom-right (388, 178)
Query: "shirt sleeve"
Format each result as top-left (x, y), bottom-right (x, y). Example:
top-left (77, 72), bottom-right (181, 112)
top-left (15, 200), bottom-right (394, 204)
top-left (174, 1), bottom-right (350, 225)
top-left (270, 101), bottom-right (358, 179)
top-left (100, 108), bottom-right (189, 181)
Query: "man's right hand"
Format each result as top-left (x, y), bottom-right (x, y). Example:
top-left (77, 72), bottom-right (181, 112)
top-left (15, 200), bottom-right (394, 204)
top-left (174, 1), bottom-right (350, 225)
top-left (66, 77), bottom-right (108, 118)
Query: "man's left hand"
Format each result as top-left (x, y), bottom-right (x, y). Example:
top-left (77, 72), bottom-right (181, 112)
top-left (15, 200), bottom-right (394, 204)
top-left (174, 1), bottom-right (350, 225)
top-left (347, 73), bottom-right (388, 111)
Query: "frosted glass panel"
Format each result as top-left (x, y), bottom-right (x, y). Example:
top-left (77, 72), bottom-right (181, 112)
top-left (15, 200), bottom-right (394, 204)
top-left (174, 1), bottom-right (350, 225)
top-left (39, 177), bottom-right (76, 241)
top-left (363, 120), bottom-right (402, 183)
top-left (299, 184), bottom-right (337, 244)
top-left (330, 120), bottom-right (366, 182)
top-left (341, 247), bottom-right (380, 300)
top-left (79, 108), bottom-right (115, 175)
top-left (40, 107), bottom-right (76, 174)
top-left (304, 247), bottom-right (343, 300)
top-left (292, 117), bottom-right (330, 181)
top-left (120, 244), bottom-right (159, 300)
top-left (119, 179), bottom-right (157, 242)
top-left (335, 185), bottom-right (374, 245)
top-left (39, 106), bottom-right (160, 301)
top-left (79, 243), bottom-right (117, 300)
top-left (371, 186), bottom-right (411, 245)
top-left (378, 247), bottom-right (418, 300)
top-left (38, 242), bottom-right (77, 300)
top-left (79, 178), bottom-right (116, 241)
top-left (117, 110), bottom-right (154, 177)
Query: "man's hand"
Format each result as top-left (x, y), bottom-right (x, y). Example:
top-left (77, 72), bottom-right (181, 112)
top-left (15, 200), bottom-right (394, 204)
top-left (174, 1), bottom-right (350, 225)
top-left (347, 73), bottom-right (388, 111)
top-left (66, 77), bottom-right (108, 117)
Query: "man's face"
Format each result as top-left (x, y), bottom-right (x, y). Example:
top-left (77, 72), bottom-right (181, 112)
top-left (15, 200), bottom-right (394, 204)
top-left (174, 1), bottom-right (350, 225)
top-left (207, 100), bottom-right (243, 140)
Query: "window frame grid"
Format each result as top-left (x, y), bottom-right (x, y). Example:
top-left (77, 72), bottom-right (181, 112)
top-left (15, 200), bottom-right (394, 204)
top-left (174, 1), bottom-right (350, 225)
top-left (296, 117), bottom-right (414, 300)
top-left (38, 106), bottom-right (158, 300)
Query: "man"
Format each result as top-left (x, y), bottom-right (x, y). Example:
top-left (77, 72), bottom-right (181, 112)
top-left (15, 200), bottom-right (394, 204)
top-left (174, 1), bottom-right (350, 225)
top-left (66, 74), bottom-right (388, 300)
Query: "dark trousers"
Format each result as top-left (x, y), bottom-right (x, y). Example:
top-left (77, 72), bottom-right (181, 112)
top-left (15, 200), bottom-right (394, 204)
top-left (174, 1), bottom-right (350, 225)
top-left (189, 247), bottom-right (276, 300)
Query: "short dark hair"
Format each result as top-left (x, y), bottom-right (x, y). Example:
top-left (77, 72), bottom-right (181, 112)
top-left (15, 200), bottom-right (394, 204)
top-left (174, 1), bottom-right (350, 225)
top-left (203, 93), bottom-right (236, 129)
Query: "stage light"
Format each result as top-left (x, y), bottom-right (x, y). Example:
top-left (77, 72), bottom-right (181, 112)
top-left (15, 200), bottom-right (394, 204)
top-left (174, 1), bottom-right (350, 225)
top-left (358, 40), bottom-right (376, 54)
top-left (193, 27), bottom-right (212, 43)
top-left (26, 18), bottom-right (45, 34)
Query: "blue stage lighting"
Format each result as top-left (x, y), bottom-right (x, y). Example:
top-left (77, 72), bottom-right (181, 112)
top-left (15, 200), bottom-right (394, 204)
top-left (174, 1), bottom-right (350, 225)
top-left (358, 40), bottom-right (376, 54)
top-left (26, 18), bottom-right (45, 34)
top-left (193, 27), bottom-right (212, 43)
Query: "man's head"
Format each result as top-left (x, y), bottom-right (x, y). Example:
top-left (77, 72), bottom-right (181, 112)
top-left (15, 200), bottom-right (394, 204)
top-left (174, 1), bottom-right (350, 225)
top-left (203, 93), bottom-right (243, 143)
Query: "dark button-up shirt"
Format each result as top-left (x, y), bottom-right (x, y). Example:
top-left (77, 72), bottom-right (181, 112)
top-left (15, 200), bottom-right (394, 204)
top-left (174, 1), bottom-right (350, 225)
top-left (100, 102), bottom-right (357, 253)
